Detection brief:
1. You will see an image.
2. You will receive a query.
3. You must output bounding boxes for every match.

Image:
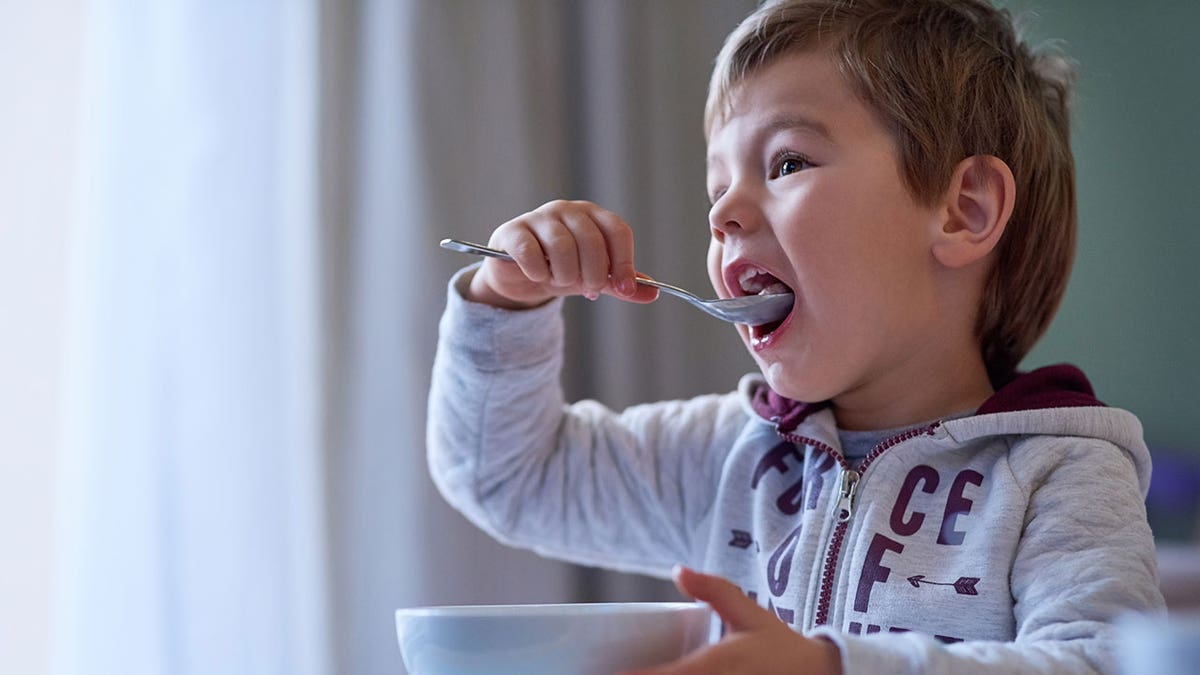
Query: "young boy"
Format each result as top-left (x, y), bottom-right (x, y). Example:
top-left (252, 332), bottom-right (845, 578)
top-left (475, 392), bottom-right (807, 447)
top-left (427, 0), bottom-right (1164, 672)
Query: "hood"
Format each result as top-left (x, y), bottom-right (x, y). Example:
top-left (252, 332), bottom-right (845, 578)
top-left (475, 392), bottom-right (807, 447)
top-left (745, 364), bottom-right (1151, 495)
top-left (975, 364), bottom-right (1105, 414)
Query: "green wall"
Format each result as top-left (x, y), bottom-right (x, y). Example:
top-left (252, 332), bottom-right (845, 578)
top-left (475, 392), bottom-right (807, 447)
top-left (997, 1), bottom-right (1199, 451)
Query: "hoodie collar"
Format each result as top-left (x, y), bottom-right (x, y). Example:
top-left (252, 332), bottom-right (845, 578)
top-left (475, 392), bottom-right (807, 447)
top-left (976, 364), bottom-right (1105, 415)
top-left (751, 364), bottom-right (1105, 433)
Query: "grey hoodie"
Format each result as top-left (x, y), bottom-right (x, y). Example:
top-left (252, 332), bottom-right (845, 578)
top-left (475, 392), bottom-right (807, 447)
top-left (427, 268), bottom-right (1165, 674)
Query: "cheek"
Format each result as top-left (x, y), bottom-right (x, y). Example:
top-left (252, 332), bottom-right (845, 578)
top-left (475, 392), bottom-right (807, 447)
top-left (706, 237), bottom-right (726, 296)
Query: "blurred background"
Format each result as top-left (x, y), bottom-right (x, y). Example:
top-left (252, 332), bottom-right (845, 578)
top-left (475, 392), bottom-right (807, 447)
top-left (1, 1), bottom-right (1196, 674)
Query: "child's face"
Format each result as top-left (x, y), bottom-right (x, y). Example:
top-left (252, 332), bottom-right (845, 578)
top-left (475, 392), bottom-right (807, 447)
top-left (706, 49), bottom-right (947, 407)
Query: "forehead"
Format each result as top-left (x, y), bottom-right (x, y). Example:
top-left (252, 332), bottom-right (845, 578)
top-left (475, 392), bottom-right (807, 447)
top-left (706, 50), bottom-right (875, 159)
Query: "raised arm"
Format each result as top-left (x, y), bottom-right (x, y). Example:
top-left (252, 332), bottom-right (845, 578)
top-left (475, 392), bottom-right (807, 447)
top-left (427, 265), bottom-right (747, 576)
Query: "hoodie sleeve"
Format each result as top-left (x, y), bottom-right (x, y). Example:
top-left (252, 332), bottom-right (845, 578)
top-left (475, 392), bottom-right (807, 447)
top-left (812, 434), bottom-right (1165, 674)
top-left (426, 266), bottom-right (747, 577)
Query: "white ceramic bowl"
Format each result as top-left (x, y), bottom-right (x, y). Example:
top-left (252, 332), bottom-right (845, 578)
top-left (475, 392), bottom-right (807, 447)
top-left (395, 602), bottom-right (713, 675)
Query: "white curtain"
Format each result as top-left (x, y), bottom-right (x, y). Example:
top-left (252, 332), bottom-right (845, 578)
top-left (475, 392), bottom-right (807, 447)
top-left (54, 2), bottom-right (754, 674)
top-left (54, 2), bottom-right (328, 673)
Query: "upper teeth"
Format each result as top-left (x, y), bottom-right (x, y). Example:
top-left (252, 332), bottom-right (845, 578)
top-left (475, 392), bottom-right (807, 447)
top-left (737, 266), bottom-right (788, 295)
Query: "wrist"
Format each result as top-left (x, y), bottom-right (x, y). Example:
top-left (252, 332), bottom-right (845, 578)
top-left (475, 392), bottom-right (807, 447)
top-left (463, 267), bottom-right (552, 310)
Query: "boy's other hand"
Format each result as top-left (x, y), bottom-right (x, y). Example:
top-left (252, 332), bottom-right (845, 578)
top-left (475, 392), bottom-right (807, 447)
top-left (622, 566), bottom-right (843, 675)
top-left (466, 200), bottom-right (659, 309)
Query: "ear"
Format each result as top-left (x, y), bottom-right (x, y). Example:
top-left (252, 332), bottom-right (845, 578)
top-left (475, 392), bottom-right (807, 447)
top-left (932, 155), bottom-right (1016, 269)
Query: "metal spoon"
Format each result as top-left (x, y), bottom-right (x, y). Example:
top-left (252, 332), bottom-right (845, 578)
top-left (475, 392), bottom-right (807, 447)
top-left (440, 238), bottom-right (794, 325)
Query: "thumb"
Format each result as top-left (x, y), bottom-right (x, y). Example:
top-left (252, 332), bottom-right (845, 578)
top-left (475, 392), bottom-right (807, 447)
top-left (672, 565), bottom-right (778, 632)
top-left (601, 273), bottom-right (659, 304)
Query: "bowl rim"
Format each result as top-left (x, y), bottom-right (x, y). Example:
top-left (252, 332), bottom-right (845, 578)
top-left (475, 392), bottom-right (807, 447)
top-left (395, 601), bottom-right (710, 619)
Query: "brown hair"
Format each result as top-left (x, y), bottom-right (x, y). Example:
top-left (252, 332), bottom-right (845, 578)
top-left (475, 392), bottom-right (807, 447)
top-left (707, 0), bottom-right (1077, 381)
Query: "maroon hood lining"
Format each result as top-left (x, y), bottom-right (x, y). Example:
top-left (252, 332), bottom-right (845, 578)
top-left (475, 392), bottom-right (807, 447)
top-left (975, 364), bottom-right (1105, 415)
top-left (751, 364), bottom-right (1105, 432)
top-left (750, 386), bottom-right (829, 431)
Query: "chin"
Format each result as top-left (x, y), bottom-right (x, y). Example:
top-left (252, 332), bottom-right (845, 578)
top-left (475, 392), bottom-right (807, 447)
top-left (757, 360), bottom-right (807, 401)
top-left (753, 351), bottom-right (848, 404)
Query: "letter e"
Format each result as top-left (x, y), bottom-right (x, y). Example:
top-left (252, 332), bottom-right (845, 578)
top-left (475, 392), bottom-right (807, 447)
top-left (938, 469), bottom-right (983, 545)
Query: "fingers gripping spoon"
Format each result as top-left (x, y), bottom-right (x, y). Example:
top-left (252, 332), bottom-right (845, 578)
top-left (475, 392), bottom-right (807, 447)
top-left (440, 238), bottom-right (794, 326)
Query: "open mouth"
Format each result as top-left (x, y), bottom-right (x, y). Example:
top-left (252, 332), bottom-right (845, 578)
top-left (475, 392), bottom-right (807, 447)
top-left (734, 265), bottom-right (794, 342)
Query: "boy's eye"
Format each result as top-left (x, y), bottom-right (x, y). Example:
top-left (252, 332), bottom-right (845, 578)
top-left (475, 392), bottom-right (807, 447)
top-left (771, 151), bottom-right (812, 178)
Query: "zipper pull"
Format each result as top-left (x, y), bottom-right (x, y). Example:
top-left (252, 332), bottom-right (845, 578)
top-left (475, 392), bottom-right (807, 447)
top-left (836, 469), bottom-right (860, 522)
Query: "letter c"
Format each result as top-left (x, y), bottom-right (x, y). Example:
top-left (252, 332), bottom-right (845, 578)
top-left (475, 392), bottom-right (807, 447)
top-left (890, 464), bottom-right (939, 536)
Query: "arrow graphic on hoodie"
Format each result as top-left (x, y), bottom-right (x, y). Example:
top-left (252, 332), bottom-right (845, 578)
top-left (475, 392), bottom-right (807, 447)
top-left (728, 529), bottom-right (754, 550)
top-left (907, 575), bottom-right (980, 596)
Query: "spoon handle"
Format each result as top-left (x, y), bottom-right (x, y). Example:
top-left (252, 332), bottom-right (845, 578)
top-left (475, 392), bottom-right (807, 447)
top-left (441, 238), bottom-right (677, 293)
top-left (440, 237), bottom-right (793, 325)
top-left (440, 238), bottom-right (515, 261)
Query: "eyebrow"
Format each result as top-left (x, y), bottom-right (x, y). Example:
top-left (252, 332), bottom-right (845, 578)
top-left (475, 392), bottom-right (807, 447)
top-left (706, 112), bottom-right (835, 168)
top-left (762, 113), bottom-right (833, 142)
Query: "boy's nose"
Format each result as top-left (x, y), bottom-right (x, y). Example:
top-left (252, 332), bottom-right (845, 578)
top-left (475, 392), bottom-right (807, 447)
top-left (708, 185), bottom-right (763, 242)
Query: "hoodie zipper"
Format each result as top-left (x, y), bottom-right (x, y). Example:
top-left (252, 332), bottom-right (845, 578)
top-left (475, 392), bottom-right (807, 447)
top-left (778, 421), bottom-right (941, 628)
